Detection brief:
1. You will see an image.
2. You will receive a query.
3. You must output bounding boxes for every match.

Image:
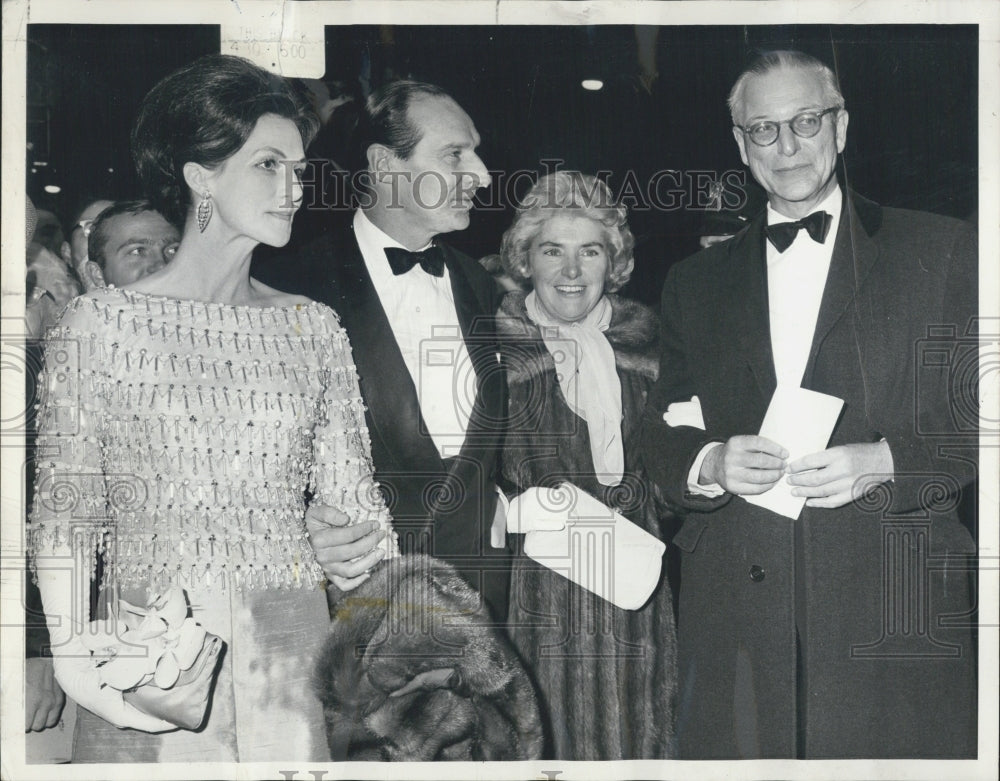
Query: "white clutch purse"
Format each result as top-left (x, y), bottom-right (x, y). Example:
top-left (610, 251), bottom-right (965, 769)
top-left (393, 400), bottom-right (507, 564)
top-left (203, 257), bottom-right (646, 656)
top-left (508, 482), bottom-right (665, 611)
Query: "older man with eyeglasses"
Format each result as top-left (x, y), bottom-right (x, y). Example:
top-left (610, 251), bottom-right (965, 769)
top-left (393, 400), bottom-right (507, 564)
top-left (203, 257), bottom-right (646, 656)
top-left (641, 50), bottom-right (977, 759)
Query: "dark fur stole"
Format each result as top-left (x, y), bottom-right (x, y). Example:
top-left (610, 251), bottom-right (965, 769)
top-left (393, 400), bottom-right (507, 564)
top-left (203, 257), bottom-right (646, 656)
top-left (497, 291), bottom-right (660, 383)
top-left (314, 554), bottom-right (543, 761)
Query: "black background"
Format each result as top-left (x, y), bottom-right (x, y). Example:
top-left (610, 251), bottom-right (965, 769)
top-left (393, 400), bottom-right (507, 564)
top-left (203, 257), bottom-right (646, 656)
top-left (26, 23), bottom-right (978, 303)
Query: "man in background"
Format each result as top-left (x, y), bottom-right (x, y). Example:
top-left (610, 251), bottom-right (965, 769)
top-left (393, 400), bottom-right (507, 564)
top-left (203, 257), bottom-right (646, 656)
top-left (82, 199), bottom-right (179, 289)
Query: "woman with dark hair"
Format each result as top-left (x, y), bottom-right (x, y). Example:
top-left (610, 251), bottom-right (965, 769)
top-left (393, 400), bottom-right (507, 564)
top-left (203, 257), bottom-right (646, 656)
top-left (29, 54), bottom-right (395, 762)
top-left (498, 171), bottom-right (678, 759)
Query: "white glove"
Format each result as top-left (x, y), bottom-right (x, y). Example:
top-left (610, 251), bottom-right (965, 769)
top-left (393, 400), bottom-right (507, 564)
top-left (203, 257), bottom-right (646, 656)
top-left (35, 549), bottom-right (177, 732)
top-left (517, 482), bottom-right (666, 611)
top-left (505, 485), bottom-right (580, 534)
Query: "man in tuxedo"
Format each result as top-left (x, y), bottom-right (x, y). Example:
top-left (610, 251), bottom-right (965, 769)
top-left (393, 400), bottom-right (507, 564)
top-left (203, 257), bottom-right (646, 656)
top-left (641, 51), bottom-right (977, 758)
top-left (257, 81), bottom-right (510, 618)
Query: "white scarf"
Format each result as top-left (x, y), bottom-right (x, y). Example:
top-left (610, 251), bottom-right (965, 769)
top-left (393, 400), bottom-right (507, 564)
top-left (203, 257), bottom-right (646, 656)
top-left (525, 292), bottom-right (624, 486)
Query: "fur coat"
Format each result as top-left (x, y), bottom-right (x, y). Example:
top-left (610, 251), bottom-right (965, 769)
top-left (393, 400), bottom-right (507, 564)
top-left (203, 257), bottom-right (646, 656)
top-left (314, 554), bottom-right (543, 761)
top-left (497, 291), bottom-right (679, 760)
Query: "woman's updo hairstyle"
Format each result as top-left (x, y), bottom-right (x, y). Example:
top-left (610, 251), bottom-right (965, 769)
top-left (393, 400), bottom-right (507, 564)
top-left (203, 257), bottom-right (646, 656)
top-left (500, 171), bottom-right (635, 293)
top-left (131, 54), bottom-right (319, 227)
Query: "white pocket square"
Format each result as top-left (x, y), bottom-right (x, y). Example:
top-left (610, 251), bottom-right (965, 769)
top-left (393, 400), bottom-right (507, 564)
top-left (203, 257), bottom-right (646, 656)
top-left (663, 395), bottom-right (706, 430)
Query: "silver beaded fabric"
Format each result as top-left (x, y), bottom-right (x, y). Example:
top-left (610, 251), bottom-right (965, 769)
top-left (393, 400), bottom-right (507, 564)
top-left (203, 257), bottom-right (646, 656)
top-left (29, 287), bottom-right (392, 594)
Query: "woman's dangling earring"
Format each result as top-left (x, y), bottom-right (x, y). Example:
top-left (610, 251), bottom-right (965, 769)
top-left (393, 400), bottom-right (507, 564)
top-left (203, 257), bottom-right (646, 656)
top-left (196, 192), bottom-right (213, 233)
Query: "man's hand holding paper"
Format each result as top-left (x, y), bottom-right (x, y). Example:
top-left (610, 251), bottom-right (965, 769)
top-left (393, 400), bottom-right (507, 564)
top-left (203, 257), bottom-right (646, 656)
top-left (742, 385), bottom-right (845, 519)
top-left (699, 435), bottom-right (789, 495)
top-left (787, 440), bottom-right (894, 509)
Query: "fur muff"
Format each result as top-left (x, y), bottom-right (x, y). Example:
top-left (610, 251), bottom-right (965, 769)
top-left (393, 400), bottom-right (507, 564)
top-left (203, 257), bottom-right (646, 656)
top-left (314, 554), bottom-right (543, 761)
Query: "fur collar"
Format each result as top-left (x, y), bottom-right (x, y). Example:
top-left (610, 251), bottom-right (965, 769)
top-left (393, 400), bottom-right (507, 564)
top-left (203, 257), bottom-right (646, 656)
top-left (498, 291), bottom-right (660, 382)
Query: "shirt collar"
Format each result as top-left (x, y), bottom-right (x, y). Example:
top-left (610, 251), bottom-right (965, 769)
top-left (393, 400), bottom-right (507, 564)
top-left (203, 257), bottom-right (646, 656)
top-left (354, 209), bottom-right (434, 252)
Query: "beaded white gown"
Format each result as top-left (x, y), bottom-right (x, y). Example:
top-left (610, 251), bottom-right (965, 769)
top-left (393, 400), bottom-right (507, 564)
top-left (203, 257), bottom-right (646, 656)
top-left (30, 287), bottom-right (393, 762)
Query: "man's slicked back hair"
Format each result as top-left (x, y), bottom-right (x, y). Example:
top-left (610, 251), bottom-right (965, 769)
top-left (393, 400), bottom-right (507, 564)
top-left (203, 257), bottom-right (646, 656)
top-left (727, 50), bottom-right (844, 126)
top-left (348, 80), bottom-right (453, 175)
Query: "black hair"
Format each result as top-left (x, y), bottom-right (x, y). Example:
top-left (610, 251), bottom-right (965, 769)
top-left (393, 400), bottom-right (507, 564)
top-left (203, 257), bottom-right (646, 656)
top-left (346, 80), bottom-right (451, 176)
top-left (131, 54), bottom-right (319, 226)
top-left (87, 199), bottom-right (162, 268)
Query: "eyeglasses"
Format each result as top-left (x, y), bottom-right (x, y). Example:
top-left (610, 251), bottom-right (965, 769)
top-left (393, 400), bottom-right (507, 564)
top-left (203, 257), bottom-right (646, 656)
top-left (73, 219), bottom-right (96, 238)
top-left (737, 107), bottom-right (841, 147)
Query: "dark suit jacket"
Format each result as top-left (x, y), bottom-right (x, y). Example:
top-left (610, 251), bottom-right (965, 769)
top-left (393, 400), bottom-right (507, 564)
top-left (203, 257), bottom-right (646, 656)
top-left (640, 191), bottom-right (978, 758)
top-left (254, 216), bottom-right (511, 618)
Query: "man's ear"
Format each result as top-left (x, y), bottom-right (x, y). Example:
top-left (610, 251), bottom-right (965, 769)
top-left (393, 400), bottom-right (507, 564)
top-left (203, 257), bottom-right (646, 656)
top-left (366, 144), bottom-right (393, 181)
top-left (82, 260), bottom-right (106, 291)
top-left (834, 109), bottom-right (849, 154)
top-left (732, 126), bottom-right (749, 166)
top-left (60, 240), bottom-right (72, 266)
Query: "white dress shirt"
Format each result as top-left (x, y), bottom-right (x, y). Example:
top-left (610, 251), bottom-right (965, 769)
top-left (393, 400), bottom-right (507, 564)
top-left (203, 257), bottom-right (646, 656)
top-left (765, 185), bottom-right (843, 387)
top-left (353, 209), bottom-right (474, 457)
top-left (684, 186), bottom-right (843, 496)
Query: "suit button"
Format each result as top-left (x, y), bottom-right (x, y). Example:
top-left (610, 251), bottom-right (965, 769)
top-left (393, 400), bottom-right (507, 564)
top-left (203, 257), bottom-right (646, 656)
top-left (749, 565), bottom-right (766, 582)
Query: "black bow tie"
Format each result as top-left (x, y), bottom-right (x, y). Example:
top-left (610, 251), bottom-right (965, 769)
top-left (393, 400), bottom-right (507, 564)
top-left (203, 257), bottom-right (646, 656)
top-left (765, 211), bottom-right (833, 253)
top-left (384, 246), bottom-right (445, 277)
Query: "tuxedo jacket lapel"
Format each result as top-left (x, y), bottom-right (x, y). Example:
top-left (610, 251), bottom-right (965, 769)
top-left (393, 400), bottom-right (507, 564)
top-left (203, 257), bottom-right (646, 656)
top-left (727, 192), bottom-right (883, 397)
top-left (802, 191), bottom-right (882, 386)
top-left (327, 228), bottom-right (445, 476)
top-left (327, 233), bottom-right (503, 473)
top-left (443, 243), bottom-right (486, 382)
top-left (441, 244), bottom-right (504, 439)
top-left (730, 217), bottom-right (778, 402)
top-left (290, 225), bottom-right (508, 614)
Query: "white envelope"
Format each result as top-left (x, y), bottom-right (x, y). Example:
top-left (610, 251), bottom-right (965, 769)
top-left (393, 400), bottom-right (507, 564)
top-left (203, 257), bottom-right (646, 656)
top-left (744, 384), bottom-right (844, 519)
top-left (516, 482), bottom-right (665, 611)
